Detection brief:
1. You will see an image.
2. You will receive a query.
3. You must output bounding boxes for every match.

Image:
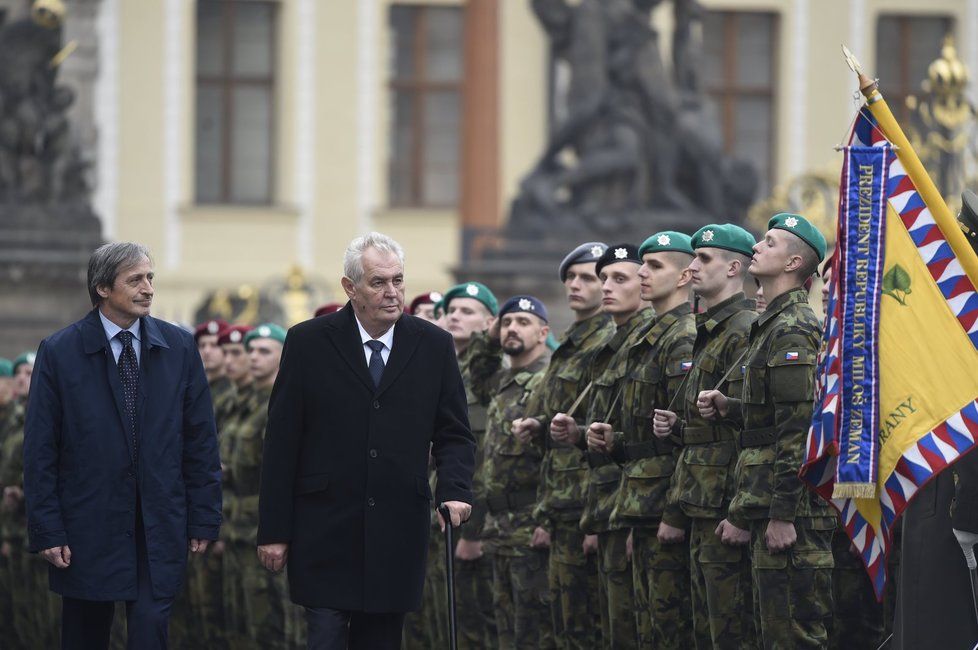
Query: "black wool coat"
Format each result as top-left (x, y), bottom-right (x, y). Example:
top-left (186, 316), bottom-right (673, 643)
top-left (257, 304), bottom-right (475, 612)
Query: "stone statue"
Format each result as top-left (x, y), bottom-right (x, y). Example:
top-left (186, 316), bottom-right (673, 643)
top-left (508, 0), bottom-right (757, 237)
top-left (0, 0), bottom-right (88, 204)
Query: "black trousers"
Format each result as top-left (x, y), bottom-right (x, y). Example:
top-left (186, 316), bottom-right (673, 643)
top-left (61, 505), bottom-right (174, 650)
top-left (305, 607), bottom-right (406, 650)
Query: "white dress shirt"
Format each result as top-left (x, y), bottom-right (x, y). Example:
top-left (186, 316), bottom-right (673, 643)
top-left (354, 315), bottom-right (394, 365)
top-left (99, 310), bottom-right (142, 364)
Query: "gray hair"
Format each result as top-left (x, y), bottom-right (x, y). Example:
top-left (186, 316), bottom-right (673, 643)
top-left (343, 232), bottom-right (405, 284)
top-left (87, 242), bottom-right (152, 305)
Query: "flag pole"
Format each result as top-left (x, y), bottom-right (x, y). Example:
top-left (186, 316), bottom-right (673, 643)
top-left (842, 44), bottom-right (978, 284)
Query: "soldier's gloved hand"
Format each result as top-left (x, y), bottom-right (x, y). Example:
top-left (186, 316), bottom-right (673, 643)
top-left (715, 519), bottom-right (749, 546)
top-left (697, 390), bottom-right (729, 419)
top-left (657, 522), bottom-right (686, 544)
top-left (455, 539), bottom-right (484, 561)
top-left (586, 422), bottom-right (613, 451)
top-left (551, 413), bottom-right (581, 444)
top-left (652, 409), bottom-right (677, 439)
top-left (512, 417), bottom-right (541, 443)
top-left (765, 519), bottom-right (797, 552)
top-left (953, 528), bottom-right (978, 569)
top-left (530, 526), bottom-right (551, 549)
top-left (582, 534), bottom-right (599, 556)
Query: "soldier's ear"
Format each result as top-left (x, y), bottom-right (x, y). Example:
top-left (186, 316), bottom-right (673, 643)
top-left (676, 267), bottom-right (693, 289)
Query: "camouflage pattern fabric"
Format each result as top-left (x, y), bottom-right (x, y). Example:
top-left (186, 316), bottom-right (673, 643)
top-left (492, 549), bottom-right (556, 650)
top-left (548, 519), bottom-right (601, 649)
top-left (596, 528), bottom-right (639, 650)
top-left (662, 293), bottom-right (757, 649)
top-left (724, 287), bottom-right (835, 648)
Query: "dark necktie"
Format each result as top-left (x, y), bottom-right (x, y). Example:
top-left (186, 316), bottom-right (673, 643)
top-left (117, 330), bottom-right (139, 465)
top-left (366, 339), bottom-right (385, 388)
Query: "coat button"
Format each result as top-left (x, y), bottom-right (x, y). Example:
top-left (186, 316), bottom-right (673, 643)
top-left (367, 497), bottom-right (376, 507)
top-left (373, 400), bottom-right (380, 409)
top-left (369, 449), bottom-right (378, 458)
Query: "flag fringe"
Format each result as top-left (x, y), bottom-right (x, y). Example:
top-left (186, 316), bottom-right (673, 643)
top-left (832, 482), bottom-right (877, 499)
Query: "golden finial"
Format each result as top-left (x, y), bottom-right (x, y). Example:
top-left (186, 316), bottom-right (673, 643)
top-left (842, 44), bottom-right (879, 99)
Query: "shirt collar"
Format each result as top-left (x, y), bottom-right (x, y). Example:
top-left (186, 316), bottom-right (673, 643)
top-left (98, 309), bottom-right (141, 343)
top-left (354, 315), bottom-right (395, 350)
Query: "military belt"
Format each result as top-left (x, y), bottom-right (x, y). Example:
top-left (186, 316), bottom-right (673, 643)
top-left (740, 426), bottom-right (777, 448)
top-left (586, 451), bottom-right (614, 468)
top-left (684, 425), bottom-right (733, 445)
top-left (485, 490), bottom-right (537, 515)
top-left (622, 438), bottom-right (673, 460)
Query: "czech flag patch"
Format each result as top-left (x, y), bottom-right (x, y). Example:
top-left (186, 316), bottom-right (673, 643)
top-left (784, 351), bottom-right (799, 361)
top-left (680, 361), bottom-right (692, 372)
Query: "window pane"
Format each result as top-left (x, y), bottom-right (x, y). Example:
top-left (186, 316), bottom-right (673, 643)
top-left (733, 96), bottom-right (772, 197)
top-left (233, 1), bottom-right (274, 77)
top-left (196, 0), bottom-right (224, 77)
top-left (736, 14), bottom-right (772, 87)
top-left (195, 85), bottom-right (224, 203)
top-left (389, 91), bottom-right (415, 205)
top-left (908, 17), bottom-right (951, 92)
top-left (423, 90), bottom-right (459, 205)
top-left (389, 5), bottom-right (416, 81)
top-left (426, 7), bottom-right (463, 82)
top-left (230, 85), bottom-right (271, 202)
top-left (875, 17), bottom-right (900, 89)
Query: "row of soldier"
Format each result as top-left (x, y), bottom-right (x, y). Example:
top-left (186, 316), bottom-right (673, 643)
top-left (0, 212), bottom-right (893, 649)
top-left (403, 215), bottom-right (895, 650)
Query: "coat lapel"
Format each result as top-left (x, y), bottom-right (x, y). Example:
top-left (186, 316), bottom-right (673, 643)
top-left (324, 304), bottom-right (376, 393)
top-left (80, 310), bottom-right (134, 463)
top-left (135, 317), bottom-right (171, 439)
top-left (376, 315), bottom-right (421, 397)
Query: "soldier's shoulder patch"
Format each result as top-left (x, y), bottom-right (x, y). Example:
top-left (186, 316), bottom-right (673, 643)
top-left (680, 360), bottom-right (693, 372)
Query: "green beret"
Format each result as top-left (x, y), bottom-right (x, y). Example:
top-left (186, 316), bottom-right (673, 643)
top-left (0, 358), bottom-right (12, 378)
top-left (244, 323), bottom-right (287, 346)
top-left (768, 213), bottom-right (827, 262)
top-left (691, 224), bottom-right (756, 257)
top-left (13, 351), bottom-right (35, 373)
top-left (442, 282), bottom-right (499, 316)
top-left (638, 231), bottom-right (694, 257)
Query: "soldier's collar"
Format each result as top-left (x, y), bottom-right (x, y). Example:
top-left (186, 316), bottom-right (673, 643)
top-left (643, 302), bottom-right (692, 344)
top-left (564, 311), bottom-right (612, 348)
top-left (756, 286), bottom-right (810, 327)
top-left (697, 292), bottom-right (753, 333)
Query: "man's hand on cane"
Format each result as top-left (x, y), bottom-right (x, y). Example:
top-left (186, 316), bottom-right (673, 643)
top-left (437, 501), bottom-right (472, 532)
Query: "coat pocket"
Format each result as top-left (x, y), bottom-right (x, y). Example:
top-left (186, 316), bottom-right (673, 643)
top-left (679, 444), bottom-right (733, 510)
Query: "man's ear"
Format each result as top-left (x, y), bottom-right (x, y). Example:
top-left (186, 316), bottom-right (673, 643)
top-left (676, 267), bottom-right (693, 289)
top-left (96, 284), bottom-right (110, 299)
top-left (539, 324), bottom-right (550, 344)
top-left (340, 277), bottom-right (356, 301)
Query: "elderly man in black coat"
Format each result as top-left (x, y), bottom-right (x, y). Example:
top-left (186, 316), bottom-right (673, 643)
top-left (257, 232), bottom-right (476, 649)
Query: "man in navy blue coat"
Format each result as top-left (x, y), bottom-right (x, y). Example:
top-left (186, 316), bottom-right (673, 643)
top-left (24, 242), bottom-right (222, 650)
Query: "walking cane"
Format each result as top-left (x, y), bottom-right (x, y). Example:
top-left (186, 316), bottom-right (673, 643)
top-left (953, 528), bottom-right (978, 635)
top-left (438, 503), bottom-right (459, 650)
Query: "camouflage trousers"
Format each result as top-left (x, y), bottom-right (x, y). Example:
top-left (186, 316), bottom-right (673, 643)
top-left (223, 541), bottom-right (305, 649)
top-left (827, 528), bottom-right (884, 650)
top-left (184, 544), bottom-right (226, 648)
top-left (492, 548), bottom-right (556, 649)
top-left (689, 517), bottom-right (756, 649)
top-left (596, 528), bottom-right (639, 649)
top-left (455, 551), bottom-right (497, 649)
top-left (16, 547), bottom-right (60, 649)
top-left (403, 525), bottom-right (448, 650)
top-left (631, 526), bottom-right (693, 649)
top-left (548, 520), bottom-right (600, 649)
top-left (749, 519), bottom-right (834, 650)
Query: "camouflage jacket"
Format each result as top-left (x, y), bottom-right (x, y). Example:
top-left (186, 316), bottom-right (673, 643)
top-left (725, 287), bottom-right (833, 528)
top-left (579, 308), bottom-right (655, 534)
top-left (456, 339), bottom-right (492, 541)
top-left (0, 402), bottom-right (26, 545)
top-left (467, 333), bottom-right (549, 554)
top-left (608, 302), bottom-right (696, 530)
top-left (218, 382), bottom-right (257, 542)
top-left (661, 293), bottom-right (756, 528)
top-left (224, 383), bottom-right (272, 544)
top-left (526, 312), bottom-right (614, 524)
top-left (215, 381), bottom-right (253, 434)
top-left (208, 374), bottom-right (234, 414)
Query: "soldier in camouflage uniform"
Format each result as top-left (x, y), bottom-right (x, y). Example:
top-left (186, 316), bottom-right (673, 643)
top-left (588, 234), bottom-right (695, 650)
top-left (442, 282), bottom-right (499, 649)
top-left (562, 245), bottom-right (653, 650)
top-left (654, 224), bottom-right (758, 649)
top-left (511, 242), bottom-right (613, 649)
top-left (196, 318), bottom-right (234, 407)
top-left (214, 325), bottom-right (255, 431)
top-left (467, 295), bottom-right (554, 649)
top-left (225, 324), bottom-right (305, 649)
top-left (699, 214), bottom-right (835, 649)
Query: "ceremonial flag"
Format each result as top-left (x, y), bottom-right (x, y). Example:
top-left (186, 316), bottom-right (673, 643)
top-left (801, 87), bottom-right (978, 599)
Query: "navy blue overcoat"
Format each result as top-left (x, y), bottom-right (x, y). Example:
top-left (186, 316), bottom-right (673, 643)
top-left (24, 309), bottom-right (222, 600)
